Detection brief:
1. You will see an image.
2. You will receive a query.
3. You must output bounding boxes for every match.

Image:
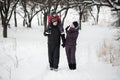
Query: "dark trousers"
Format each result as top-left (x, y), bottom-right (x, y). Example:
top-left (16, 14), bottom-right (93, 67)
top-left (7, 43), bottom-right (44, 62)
top-left (65, 45), bottom-right (76, 64)
top-left (48, 44), bottom-right (60, 69)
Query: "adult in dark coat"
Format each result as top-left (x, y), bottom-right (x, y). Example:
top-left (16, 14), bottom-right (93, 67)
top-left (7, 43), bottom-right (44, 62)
top-left (44, 18), bottom-right (66, 71)
top-left (65, 21), bottom-right (79, 70)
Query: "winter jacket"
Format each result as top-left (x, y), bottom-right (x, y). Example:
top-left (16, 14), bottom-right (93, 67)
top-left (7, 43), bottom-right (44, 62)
top-left (48, 15), bottom-right (61, 24)
top-left (65, 26), bottom-right (79, 46)
top-left (47, 24), bottom-right (65, 46)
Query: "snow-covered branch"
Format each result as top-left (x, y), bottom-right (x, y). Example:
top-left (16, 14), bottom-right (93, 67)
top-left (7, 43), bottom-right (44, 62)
top-left (7, 0), bottom-right (19, 24)
top-left (107, 0), bottom-right (120, 10)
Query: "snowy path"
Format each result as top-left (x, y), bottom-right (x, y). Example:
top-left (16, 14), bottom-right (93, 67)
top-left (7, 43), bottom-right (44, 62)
top-left (12, 27), bottom-right (93, 80)
top-left (11, 26), bottom-right (120, 80)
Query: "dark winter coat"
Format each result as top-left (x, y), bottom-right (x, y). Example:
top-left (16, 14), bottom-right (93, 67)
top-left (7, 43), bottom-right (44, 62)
top-left (65, 26), bottom-right (79, 46)
top-left (47, 25), bottom-right (61, 45)
top-left (47, 23), bottom-right (65, 45)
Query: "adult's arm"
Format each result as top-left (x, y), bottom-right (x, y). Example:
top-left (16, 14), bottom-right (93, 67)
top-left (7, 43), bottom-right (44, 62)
top-left (61, 34), bottom-right (66, 47)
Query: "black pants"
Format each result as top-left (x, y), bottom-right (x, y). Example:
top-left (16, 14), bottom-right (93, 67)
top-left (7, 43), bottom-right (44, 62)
top-left (65, 45), bottom-right (76, 64)
top-left (48, 43), bottom-right (60, 69)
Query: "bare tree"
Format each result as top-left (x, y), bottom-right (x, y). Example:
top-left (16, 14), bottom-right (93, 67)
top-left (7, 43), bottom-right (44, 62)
top-left (18, 0), bottom-right (44, 28)
top-left (106, 0), bottom-right (120, 10)
top-left (0, 0), bottom-right (19, 38)
top-left (106, 0), bottom-right (120, 27)
top-left (14, 2), bottom-right (17, 27)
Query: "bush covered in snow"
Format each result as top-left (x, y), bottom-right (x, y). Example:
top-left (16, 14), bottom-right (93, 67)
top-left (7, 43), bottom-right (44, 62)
top-left (98, 39), bottom-right (120, 66)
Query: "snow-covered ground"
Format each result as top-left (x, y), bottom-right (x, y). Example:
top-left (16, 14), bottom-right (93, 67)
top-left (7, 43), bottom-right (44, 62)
top-left (0, 7), bottom-right (120, 80)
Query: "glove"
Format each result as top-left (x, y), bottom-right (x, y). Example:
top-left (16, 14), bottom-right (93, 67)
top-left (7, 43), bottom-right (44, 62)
top-left (61, 34), bottom-right (66, 48)
top-left (61, 39), bottom-right (66, 48)
top-left (43, 31), bottom-right (49, 36)
top-left (61, 43), bottom-right (65, 48)
top-left (65, 26), bottom-right (70, 31)
top-left (43, 32), bottom-right (46, 36)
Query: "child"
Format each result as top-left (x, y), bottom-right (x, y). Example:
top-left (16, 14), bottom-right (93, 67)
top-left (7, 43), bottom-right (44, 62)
top-left (65, 21), bottom-right (79, 70)
top-left (46, 9), bottom-right (64, 34)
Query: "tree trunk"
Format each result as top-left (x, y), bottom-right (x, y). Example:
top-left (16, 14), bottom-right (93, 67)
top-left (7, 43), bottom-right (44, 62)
top-left (48, 0), bottom-right (52, 16)
top-left (118, 12), bottom-right (120, 27)
top-left (3, 23), bottom-right (7, 38)
top-left (79, 6), bottom-right (82, 30)
top-left (79, 12), bottom-right (82, 30)
top-left (96, 5), bottom-right (101, 24)
top-left (40, 12), bottom-right (43, 25)
top-left (0, 11), bottom-right (4, 27)
top-left (28, 23), bottom-right (31, 28)
top-left (23, 13), bottom-right (27, 27)
top-left (43, 12), bottom-right (47, 32)
top-left (119, 17), bottom-right (120, 26)
top-left (37, 14), bottom-right (40, 26)
top-left (27, 19), bottom-right (32, 28)
top-left (23, 19), bottom-right (26, 27)
top-left (14, 6), bottom-right (17, 27)
top-left (62, 8), bottom-right (69, 26)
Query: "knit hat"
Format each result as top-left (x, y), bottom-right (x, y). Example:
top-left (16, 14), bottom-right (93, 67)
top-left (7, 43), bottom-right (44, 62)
top-left (73, 21), bottom-right (78, 27)
top-left (51, 9), bottom-right (56, 15)
top-left (52, 18), bottom-right (57, 23)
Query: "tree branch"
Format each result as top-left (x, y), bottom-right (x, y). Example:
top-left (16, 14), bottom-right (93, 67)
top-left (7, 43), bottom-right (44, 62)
top-left (7, 0), bottom-right (19, 24)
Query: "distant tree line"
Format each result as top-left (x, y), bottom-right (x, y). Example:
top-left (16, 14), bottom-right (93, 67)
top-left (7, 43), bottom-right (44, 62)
top-left (0, 0), bottom-right (120, 38)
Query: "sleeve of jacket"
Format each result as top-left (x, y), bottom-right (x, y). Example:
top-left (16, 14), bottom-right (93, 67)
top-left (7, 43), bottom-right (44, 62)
top-left (65, 26), bottom-right (70, 31)
top-left (48, 16), bottom-right (52, 23)
top-left (56, 15), bottom-right (61, 23)
top-left (61, 34), bottom-right (66, 47)
top-left (43, 31), bottom-right (48, 36)
top-left (43, 23), bottom-right (51, 36)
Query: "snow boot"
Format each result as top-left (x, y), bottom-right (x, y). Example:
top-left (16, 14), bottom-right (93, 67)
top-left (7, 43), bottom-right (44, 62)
top-left (50, 67), bottom-right (54, 70)
top-left (69, 64), bottom-right (76, 70)
top-left (54, 68), bottom-right (58, 72)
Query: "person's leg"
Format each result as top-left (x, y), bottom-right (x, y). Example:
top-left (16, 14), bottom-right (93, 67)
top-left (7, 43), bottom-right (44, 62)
top-left (65, 46), bottom-right (71, 64)
top-left (70, 46), bottom-right (76, 64)
top-left (69, 46), bottom-right (76, 70)
top-left (48, 44), bottom-right (54, 69)
top-left (53, 45), bottom-right (60, 69)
